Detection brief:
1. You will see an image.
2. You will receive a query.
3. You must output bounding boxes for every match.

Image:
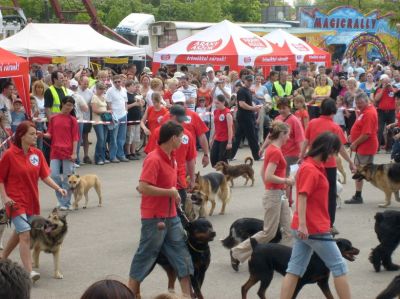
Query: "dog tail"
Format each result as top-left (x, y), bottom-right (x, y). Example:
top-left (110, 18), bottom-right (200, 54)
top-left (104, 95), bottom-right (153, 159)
top-left (375, 212), bottom-right (385, 224)
top-left (250, 238), bottom-right (258, 250)
top-left (221, 235), bottom-right (236, 249)
top-left (388, 163), bottom-right (400, 183)
top-left (245, 157), bottom-right (253, 166)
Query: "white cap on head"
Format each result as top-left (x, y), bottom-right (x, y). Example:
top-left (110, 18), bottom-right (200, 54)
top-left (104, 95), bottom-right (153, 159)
top-left (172, 91), bottom-right (186, 103)
top-left (70, 78), bottom-right (78, 88)
top-left (206, 66), bottom-right (214, 73)
top-left (380, 74), bottom-right (390, 81)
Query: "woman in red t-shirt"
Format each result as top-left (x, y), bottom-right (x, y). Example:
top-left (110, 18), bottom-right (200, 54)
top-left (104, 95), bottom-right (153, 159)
top-left (231, 121), bottom-right (295, 270)
top-left (280, 132), bottom-right (351, 299)
top-left (140, 92), bottom-right (168, 136)
top-left (197, 76), bottom-right (212, 109)
top-left (45, 96), bottom-right (79, 211)
top-left (210, 95), bottom-right (233, 166)
top-left (0, 121), bottom-right (66, 281)
top-left (294, 95), bottom-right (309, 130)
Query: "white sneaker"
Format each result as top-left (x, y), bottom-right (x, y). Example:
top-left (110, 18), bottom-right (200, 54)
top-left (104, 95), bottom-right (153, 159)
top-left (30, 270), bottom-right (40, 282)
top-left (59, 206), bottom-right (68, 211)
top-left (74, 163), bottom-right (80, 168)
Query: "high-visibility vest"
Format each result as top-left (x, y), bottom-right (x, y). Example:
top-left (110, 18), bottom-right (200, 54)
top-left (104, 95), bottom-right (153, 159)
top-left (273, 81), bottom-right (293, 109)
top-left (49, 86), bottom-right (67, 113)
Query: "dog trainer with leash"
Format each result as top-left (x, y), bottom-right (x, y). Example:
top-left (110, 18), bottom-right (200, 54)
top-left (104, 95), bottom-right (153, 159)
top-left (0, 121), bottom-right (67, 282)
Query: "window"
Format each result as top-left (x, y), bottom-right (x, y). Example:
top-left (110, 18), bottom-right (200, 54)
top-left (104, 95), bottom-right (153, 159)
top-left (139, 35), bottom-right (149, 46)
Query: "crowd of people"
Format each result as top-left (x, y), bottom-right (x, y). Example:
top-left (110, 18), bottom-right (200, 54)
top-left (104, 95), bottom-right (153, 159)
top-left (0, 56), bottom-right (399, 298)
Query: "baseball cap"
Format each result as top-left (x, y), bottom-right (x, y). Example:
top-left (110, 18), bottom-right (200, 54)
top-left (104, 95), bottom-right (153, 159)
top-left (172, 91), bottom-right (186, 103)
top-left (143, 67), bottom-right (151, 74)
top-left (13, 98), bottom-right (22, 104)
top-left (206, 66), bottom-right (214, 73)
top-left (173, 71), bottom-right (184, 79)
top-left (170, 104), bottom-right (188, 122)
top-left (380, 74), bottom-right (390, 81)
top-left (70, 79), bottom-right (79, 88)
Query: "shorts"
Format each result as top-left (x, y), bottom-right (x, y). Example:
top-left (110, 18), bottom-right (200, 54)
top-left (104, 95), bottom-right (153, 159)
top-left (126, 124), bottom-right (141, 144)
top-left (286, 231), bottom-right (348, 278)
top-left (11, 214), bottom-right (32, 234)
top-left (285, 156), bottom-right (299, 177)
top-left (83, 123), bottom-right (92, 134)
top-left (354, 153), bottom-right (374, 166)
top-left (129, 216), bottom-right (193, 282)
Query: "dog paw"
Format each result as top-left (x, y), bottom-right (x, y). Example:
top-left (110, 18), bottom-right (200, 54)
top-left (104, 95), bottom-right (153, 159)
top-left (378, 203), bottom-right (390, 208)
top-left (384, 264), bottom-right (400, 271)
top-left (219, 212), bottom-right (225, 215)
top-left (83, 206), bottom-right (87, 209)
top-left (54, 272), bottom-right (63, 279)
top-left (97, 204), bottom-right (102, 207)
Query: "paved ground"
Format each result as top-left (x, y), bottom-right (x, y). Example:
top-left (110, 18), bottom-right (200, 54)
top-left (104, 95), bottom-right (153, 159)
top-left (3, 146), bottom-right (400, 299)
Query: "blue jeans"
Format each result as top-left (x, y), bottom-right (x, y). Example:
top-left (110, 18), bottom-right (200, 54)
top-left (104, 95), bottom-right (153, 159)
top-left (94, 124), bottom-right (108, 163)
top-left (110, 115), bottom-right (127, 160)
top-left (286, 231), bottom-right (348, 278)
top-left (76, 123), bottom-right (84, 164)
top-left (50, 159), bottom-right (74, 208)
top-left (129, 216), bottom-right (194, 282)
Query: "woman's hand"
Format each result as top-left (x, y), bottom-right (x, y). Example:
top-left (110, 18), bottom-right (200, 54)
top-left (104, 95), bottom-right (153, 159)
top-left (285, 177), bottom-right (295, 186)
top-left (57, 188), bottom-right (68, 197)
top-left (226, 142), bottom-right (232, 150)
top-left (297, 223), bottom-right (309, 240)
top-left (170, 187), bottom-right (181, 205)
top-left (143, 127), bottom-right (151, 136)
top-left (3, 197), bottom-right (15, 207)
top-left (71, 153), bottom-right (77, 162)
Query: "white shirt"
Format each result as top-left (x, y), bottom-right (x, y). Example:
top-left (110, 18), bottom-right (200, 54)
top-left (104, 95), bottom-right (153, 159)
top-left (72, 92), bottom-right (88, 121)
top-left (0, 94), bottom-right (12, 129)
top-left (105, 86), bottom-right (127, 119)
top-left (33, 96), bottom-right (46, 118)
top-left (78, 87), bottom-right (94, 120)
top-left (178, 85), bottom-right (197, 111)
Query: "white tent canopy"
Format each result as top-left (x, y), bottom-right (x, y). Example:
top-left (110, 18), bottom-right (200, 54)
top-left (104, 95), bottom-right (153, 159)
top-left (0, 23), bottom-right (145, 57)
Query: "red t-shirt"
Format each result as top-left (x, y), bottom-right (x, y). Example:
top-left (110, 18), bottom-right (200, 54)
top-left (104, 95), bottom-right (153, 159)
top-left (213, 107), bottom-right (231, 142)
top-left (139, 146), bottom-right (178, 219)
top-left (144, 126), bottom-right (197, 189)
top-left (350, 105), bottom-right (379, 155)
top-left (396, 111), bottom-right (400, 127)
top-left (48, 114), bottom-right (79, 160)
top-left (305, 116), bottom-right (346, 168)
top-left (0, 145), bottom-right (50, 217)
top-left (376, 87), bottom-right (396, 110)
top-left (197, 89), bottom-right (212, 107)
top-left (275, 114), bottom-right (305, 157)
top-left (146, 106), bottom-right (168, 133)
top-left (294, 109), bottom-right (309, 130)
top-left (291, 157), bottom-right (331, 234)
top-left (263, 144), bottom-right (287, 190)
top-left (163, 89), bottom-right (173, 105)
top-left (162, 109), bottom-right (209, 138)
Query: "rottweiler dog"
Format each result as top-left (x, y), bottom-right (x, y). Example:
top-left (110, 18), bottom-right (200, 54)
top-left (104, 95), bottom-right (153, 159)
top-left (370, 210), bottom-right (400, 272)
top-left (241, 238), bottom-right (359, 299)
top-left (153, 217), bottom-right (216, 299)
top-left (376, 275), bottom-right (400, 299)
top-left (221, 217), bottom-right (281, 249)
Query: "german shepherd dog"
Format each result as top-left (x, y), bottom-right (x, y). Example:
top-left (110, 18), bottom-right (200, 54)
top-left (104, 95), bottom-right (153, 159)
top-left (215, 157), bottom-right (255, 187)
top-left (221, 218), bottom-right (282, 249)
top-left (376, 275), bottom-right (400, 299)
top-left (30, 208), bottom-right (68, 279)
top-left (352, 163), bottom-right (400, 207)
top-left (242, 238), bottom-right (359, 299)
top-left (191, 172), bottom-right (231, 217)
top-left (370, 210), bottom-right (400, 273)
top-left (150, 218), bottom-right (216, 299)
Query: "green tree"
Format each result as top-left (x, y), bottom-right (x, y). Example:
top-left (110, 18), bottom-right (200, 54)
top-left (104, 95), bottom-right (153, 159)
top-left (229, 0), bottom-right (261, 22)
top-left (156, 0), bottom-right (194, 21)
top-left (192, 0), bottom-right (224, 22)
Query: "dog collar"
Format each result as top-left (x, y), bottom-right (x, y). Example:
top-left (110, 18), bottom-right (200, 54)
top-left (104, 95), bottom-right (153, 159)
top-left (187, 240), bottom-right (208, 253)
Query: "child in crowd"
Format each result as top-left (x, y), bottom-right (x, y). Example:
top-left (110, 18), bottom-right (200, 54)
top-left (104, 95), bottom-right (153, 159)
top-left (126, 80), bottom-right (144, 160)
top-left (334, 96), bottom-right (346, 132)
top-left (294, 95), bottom-right (309, 130)
top-left (195, 97), bottom-right (210, 140)
top-left (387, 90), bottom-right (400, 162)
top-left (10, 98), bottom-right (27, 133)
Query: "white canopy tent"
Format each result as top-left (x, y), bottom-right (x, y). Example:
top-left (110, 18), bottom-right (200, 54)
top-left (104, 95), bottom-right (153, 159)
top-left (0, 23), bottom-right (145, 58)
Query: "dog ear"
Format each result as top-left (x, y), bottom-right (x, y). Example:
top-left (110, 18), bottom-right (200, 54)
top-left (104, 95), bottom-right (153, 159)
top-left (67, 174), bottom-right (71, 178)
top-left (76, 174), bottom-right (80, 178)
top-left (52, 207), bottom-right (59, 213)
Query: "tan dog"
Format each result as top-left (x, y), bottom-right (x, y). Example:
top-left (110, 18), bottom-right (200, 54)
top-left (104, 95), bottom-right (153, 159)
top-left (30, 208), bottom-right (68, 279)
top-left (191, 172), bottom-right (231, 217)
top-left (336, 155), bottom-right (346, 184)
top-left (214, 157), bottom-right (255, 187)
top-left (68, 174), bottom-right (102, 210)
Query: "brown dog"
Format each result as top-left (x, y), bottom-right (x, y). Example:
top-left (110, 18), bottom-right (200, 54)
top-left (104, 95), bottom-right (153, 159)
top-left (68, 174), bottom-right (102, 210)
top-left (191, 172), bottom-right (231, 217)
top-left (215, 157), bottom-right (254, 187)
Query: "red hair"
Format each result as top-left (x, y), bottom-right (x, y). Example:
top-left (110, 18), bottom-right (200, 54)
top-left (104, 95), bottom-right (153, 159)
top-left (13, 121), bottom-right (36, 148)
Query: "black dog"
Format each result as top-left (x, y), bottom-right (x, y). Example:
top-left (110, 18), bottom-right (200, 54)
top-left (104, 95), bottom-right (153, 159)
top-left (241, 238), bottom-right (359, 299)
top-left (221, 217), bottom-right (282, 249)
top-left (154, 217), bottom-right (215, 299)
top-left (376, 275), bottom-right (400, 299)
top-left (370, 210), bottom-right (400, 272)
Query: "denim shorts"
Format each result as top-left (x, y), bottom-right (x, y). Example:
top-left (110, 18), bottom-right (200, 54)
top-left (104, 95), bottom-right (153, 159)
top-left (286, 230), bottom-right (348, 278)
top-left (129, 216), bottom-right (194, 282)
top-left (11, 214), bottom-right (32, 234)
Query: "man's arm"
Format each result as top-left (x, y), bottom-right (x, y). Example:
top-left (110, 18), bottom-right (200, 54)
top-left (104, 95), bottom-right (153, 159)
top-left (198, 134), bottom-right (209, 167)
top-left (350, 134), bottom-right (369, 151)
top-left (186, 159), bottom-right (196, 191)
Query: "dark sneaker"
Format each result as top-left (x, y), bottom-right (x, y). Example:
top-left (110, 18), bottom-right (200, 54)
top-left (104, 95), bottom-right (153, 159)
top-left (128, 154), bottom-right (139, 160)
top-left (119, 157), bottom-right (129, 162)
top-left (83, 156), bottom-right (92, 164)
top-left (230, 250), bottom-right (240, 272)
top-left (111, 159), bottom-right (120, 163)
top-left (344, 195), bottom-right (363, 204)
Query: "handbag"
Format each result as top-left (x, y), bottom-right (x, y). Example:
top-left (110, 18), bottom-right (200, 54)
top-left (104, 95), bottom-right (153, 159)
top-left (100, 112), bottom-right (112, 122)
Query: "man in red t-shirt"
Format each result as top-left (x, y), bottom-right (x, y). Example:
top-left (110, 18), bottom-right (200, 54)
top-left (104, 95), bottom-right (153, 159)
top-left (128, 121), bottom-right (193, 298)
top-left (145, 105), bottom-right (197, 209)
top-left (374, 74), bottom-right (397, 151)
top-left (162, 91), bottom-right (210, 167)
top-left (346, 92), bottom-right (378, 204)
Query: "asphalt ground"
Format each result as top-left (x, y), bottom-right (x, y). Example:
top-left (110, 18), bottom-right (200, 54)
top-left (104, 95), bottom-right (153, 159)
top-left (2, 146), bottom-right (400, 299)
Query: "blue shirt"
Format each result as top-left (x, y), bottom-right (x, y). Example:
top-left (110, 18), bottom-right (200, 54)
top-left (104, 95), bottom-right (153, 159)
top-left (11, 111), bottom-right (26, 133)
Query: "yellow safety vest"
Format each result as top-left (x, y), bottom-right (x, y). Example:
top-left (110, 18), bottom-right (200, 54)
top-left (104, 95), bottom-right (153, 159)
top-left (273, 81), bottom-right (293, 109)
top-left (49, 86), bottom-right (67, 113)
